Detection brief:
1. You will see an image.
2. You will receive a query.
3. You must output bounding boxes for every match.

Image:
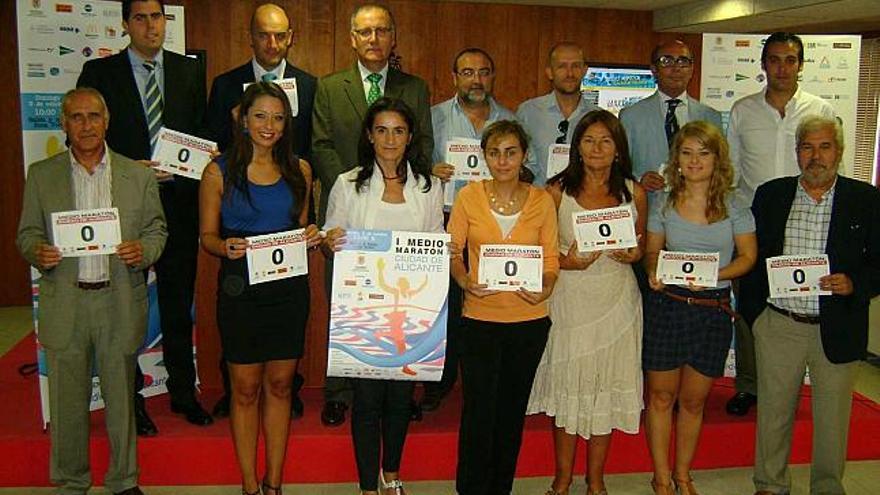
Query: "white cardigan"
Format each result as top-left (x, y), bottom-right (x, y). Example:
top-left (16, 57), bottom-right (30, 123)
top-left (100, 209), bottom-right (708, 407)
top-left (323, 162), bottom-right (445, 233)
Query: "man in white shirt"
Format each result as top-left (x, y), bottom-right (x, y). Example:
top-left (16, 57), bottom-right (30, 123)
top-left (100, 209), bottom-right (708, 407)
top-left (725, 32), bottom-right (836, 417)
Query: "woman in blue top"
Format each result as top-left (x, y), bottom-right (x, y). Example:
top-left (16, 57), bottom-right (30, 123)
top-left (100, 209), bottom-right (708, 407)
top-left (199, 82), bottom-right (321, 495)
top-left (642, 121), bottom-right (757, 495)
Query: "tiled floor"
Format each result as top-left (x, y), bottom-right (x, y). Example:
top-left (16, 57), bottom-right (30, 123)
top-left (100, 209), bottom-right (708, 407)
top-left (2, 305), bottom-right (878, 494)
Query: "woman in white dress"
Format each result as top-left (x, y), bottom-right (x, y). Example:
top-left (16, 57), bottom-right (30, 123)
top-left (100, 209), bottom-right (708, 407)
top-left (528, 110), bottom-right (647, 495)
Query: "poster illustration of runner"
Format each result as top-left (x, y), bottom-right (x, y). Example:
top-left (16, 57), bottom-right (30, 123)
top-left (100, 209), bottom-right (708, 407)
top-left (328, 230), bottom-right (450, 381)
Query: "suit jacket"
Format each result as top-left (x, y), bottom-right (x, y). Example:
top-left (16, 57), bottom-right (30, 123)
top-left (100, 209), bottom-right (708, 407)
top-left (16, 149), bottom-right (167, 353)
top-left (619, 92), bottom-right (722, 180)
top-left (77, 49), bottom-right (206, 219)
top-left (205, 60), bottom-right (317, 156)
top-left (311, 63), bottom-right (433, 223)
top-left (739, 176), bottom-right (880, 364)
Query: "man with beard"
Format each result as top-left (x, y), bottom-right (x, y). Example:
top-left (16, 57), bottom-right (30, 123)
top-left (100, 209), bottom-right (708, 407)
top-left (204, 1), bottom-right (316, 419)
top-left (725, 32), bottom-right (836, 417)
top-left (423, 47), bottom-right (515, 412)
top-left (516, 42), bottom-right (600, 186)
top-left (739, 115), bottom-right (879, 495)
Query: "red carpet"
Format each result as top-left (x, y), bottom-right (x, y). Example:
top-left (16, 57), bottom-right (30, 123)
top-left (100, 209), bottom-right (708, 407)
top-left (1, 333), bottom-right (879, 487)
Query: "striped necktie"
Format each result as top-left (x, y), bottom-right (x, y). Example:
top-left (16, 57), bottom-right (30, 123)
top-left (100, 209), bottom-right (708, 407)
top-left (665, 98), bottom-right (681, 146)
top-left (262, 73), bottom-right (278, 82)
top-left (366, 72), bottom-right (382, 106)
top-left (143, 60), bottom-right (163, 152)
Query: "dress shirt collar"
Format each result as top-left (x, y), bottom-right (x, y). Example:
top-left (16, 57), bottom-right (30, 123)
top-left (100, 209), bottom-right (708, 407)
top-left (127, 47), bottom-right (163, 70)
top-left (453, 95), bottom-right (505, 120)
top-left (69, 143), bottom-right (110, 175)
top-left (763, 85), bottom-right (803, 112)
top-left (545, 91), bottom-right (589, 115)
top-left (252, 58), bottom-right (287, 81)
top-left (658, 89), bottom-right (688, 107)
top-left (357, 60), bottom-right (389, 84)
top-left (797, 175), bottom-right (837, 205)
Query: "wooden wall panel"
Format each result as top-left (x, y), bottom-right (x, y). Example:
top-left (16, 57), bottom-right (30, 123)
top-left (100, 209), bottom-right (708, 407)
top-left (1, 0), bottom-right (707, 387)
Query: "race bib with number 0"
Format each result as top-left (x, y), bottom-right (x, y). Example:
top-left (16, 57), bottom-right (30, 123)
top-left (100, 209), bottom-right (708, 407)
top-left (245, 229), bottom-right (308, 285)
top-left (656, 250), bottom-right (719, 287)
top-left (767, 254), bottom-right (831, 297)
top-left (478, 244), bottom-right (543, 292)
top-left (51, 207), bottom-right (121, 257)
top-left (444, 139), bottom-right (489, 206)
top-left (572, 205), bottom-right (637, 252)
top-left (151, 128), bottom-right (217, 180)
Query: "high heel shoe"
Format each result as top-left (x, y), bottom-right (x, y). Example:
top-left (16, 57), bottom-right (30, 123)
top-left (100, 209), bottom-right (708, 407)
top-left (379, 470), bottom-right (405, 495)
top-left (674, 475), bottom-right (699, 495)
top-left (241, 486), bottom-right (260, 495)
top-left (261, 478), bottom-right (282, 495)
top-left (650, 477), bottom-right (675, 495)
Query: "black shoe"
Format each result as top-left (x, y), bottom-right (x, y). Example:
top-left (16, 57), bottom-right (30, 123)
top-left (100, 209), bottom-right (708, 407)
top-left (420, 387), bottom-right (451, 412)
top-left (410, 399), bottom-right (423, 422)
top-left (725, 392), bottom-right (757, 416)
top-left (171, 401), bottom-right (214, 426)
top-left (135, 400), bottom-right (158, 437)
top-left (291, 394), bottom-right (304, 419)
top-left (212, 394), bottom-right (230, 419)
top-left (320, 400), bottom-right (348, 427)
top-left (114, 487), bottom-right (145, 495)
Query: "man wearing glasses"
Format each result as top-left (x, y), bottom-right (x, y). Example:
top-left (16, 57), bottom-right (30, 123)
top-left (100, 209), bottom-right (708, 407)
top-left (311, 2), bottom-right (433, 427)
top-left (204, 2), bottom-right (316, 419)
top-left (516, 42), bottom-right (599, 186)
top-left (620, 40), bottom-right (721, 194)
top-left (424, 47), bottom-right (515, 412)
top-left (725, 32), bottom-right (836, 417)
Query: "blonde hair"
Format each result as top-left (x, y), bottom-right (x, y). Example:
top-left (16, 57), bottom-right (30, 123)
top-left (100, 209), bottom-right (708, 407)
top-left (663, 121), bottom-right (734, 223)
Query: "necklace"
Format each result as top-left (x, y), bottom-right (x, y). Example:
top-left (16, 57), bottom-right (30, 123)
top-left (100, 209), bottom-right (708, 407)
top-left (487, 184), bottom-right (519, 213)
top-left (380, 168), bottom-right (399, 180)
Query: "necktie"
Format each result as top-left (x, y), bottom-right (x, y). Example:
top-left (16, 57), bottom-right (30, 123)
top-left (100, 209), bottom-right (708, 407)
top-left (665, 98), bottom-right (681, 146)
top-left (366, 73), bottom-right (383, 106)
top-left (143, 61), bottom-right (163, 152)
top-left (262, 73), bottom-right (278, 82)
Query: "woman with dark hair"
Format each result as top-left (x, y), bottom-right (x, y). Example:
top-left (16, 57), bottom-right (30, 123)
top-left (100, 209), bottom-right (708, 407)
top-left (322, 97), bottom-right (443, 495)
top-left (642, 121), bottom-right (757, 495)
top-left (529, 109), bottom-right (646, 495)
top-left (448, 119), bottom-right (559, 495)
top-left (199, 82), bottom-right (321, 495)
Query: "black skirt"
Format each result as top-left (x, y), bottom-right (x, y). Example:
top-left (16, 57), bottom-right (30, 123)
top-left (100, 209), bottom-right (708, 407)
top-left (643, 285), bottom-right (732, 378)
top-left (216, 232), bottom-right (310, 364)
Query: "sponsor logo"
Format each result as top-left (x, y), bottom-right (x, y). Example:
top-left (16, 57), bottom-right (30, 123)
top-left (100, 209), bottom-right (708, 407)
top-left (713, 56), bottom-right (733, 66)
top-left (82, 46), bottom-right (93, 57)
top-left (58, 45), bottom-right (74, 56)
top-left (833, 42), bottom-right (852, 49)
top-left (819, 56), bottom-right (831, 69)
top-left (56, 3), bottom-right (73, 13)
top-left (98, 47), bottom-right (113, 57)
top-left (27, 46), bottom-right (54, 53)
top-left (32, 0), bottom-right (42, 8)
top-left (735, 73), bottom-right (750, 81)
top-left (29, 24), bottom-right (55, 34)
top-left (708, 74), bottom-right (731, 80)
top-left (736, 57), bottom-right (756, 64)
top-left (756, 74), bottom-right (766, 83)
top-left (59, 25), bottom-right (80, 34)
top-left (166, 13), bottom-right (176, 21)
top-left (84, 24), bottom-right (100, 38)
top-left (105, 26), bottom-right (117, 38)
top-left (83, 3), bottom-right (93, 13)
top-left (828, 76), bottom-right (847, 83)
top-left (103, 8), bottom-right (121, 18)
top-left (735, 39), bottom-right (750, 48)
top-left (725, 90), bottom-right (736, 98)
top-left (705, 88), bottom-right (722, 99)
top-left (26, 63), bottom-right (46, 78)
top-left (49, 67), bottom-right (61, 76)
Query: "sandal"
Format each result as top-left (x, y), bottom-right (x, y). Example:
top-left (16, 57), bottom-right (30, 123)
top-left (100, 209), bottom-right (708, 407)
top-left (241, 487), bottom-right (261, 495)
top-left (650, 478), bottom-right (675, 495)
top-left (674, 475), bottom-right (699, 495)
top-left (379, 471), bottom-right (405, 495)
top-left (262, 478), bottom-right (282, 495)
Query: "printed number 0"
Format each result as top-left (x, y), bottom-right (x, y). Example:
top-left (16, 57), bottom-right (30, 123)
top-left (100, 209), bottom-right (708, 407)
top-left (598, 223), bottom-right (611, 237)
top-left (792, 269), bottom-right (806, 284)
top-left (81, 225), bottom-right (94, 242)
top-left (682, 262), bottom-right (694, 274)
top-left (271, 248), bottom-right (284, 265)
top-left (178, 148), bottom-right (190, 163)
top-left (504, 260), bottom-right (518, 276)
top-left (467, 155), bottom-right (478, 168)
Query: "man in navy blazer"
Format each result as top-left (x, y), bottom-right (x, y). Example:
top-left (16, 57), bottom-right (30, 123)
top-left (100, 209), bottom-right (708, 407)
top-left (205, 3), bottom-right (316, 156)
top-left (204, 2), bottom-right (316, 419)
top-left (77, 0), bottom-right (211, 433)
top-left (619, 40), bottom-right (721, 194)
top-left (740, 116), bottom-right (880, 495)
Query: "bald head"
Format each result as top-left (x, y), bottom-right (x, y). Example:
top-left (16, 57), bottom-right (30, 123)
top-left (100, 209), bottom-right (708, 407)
top-left (250, 3), bottom-right (293, 71)
top-left (546, 42), bottom-right (586, 96)
top-left (650, 39), bottom-right (694, 98)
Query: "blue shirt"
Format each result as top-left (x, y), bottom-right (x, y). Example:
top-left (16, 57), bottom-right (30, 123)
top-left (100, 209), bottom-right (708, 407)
top-left (126, 48), bottom-right (164, 118)
top-left (648, 193), bottom-right (755, 288)
top-left (516, 92), bottom-right (600, 186)
top-left (430, 96), bottom-right (516, 164)
top-left (218, 157), bottom-right (297, 234)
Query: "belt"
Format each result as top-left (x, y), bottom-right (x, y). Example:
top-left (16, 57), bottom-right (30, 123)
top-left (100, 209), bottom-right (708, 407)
top-left (768, 304), bottom-right (820, 325)
top-left (661, 289), bottom-right (739, 320)
top-left (76, 281), bottom-right (110, 290)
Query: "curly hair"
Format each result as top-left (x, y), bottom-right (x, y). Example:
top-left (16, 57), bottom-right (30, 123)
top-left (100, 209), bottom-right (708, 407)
top-left (662, 120), bottom-right (733, 223)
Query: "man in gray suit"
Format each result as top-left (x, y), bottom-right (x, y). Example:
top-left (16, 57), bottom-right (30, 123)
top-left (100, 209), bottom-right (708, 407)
top-left (620, 40), bottom-right (722, 194)
top-left (311, 2), bottom-right (432, 427)
top-left (17, 88), bottom-right (166, 495)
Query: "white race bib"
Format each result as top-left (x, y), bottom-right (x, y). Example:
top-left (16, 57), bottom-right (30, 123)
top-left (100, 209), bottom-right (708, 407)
top-left (151, 128), bottom-right (217, 180)
top-left (767, 254), bottom-right (831, 297)
top-left (656, 250), bottom-right (719, 287)
top-left (444, 138), bottom-right (489, 206)
top-left (51, 207), bottom-right (121, 257)
top-left (572, 205), bottom-right (637, 252)
top-left (546, 144), bottom-right (570, 180)
top-left (245, 229), bottom-right (308, 285)
top-left (478, 244), bottom-right (543, 292)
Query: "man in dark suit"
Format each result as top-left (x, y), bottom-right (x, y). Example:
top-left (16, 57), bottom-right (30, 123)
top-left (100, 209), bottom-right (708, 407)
top-left (312, 2), bottom-right (433, 426)
top-left (204, 2), bottom-right (316, 419)
top-left (77, 0), bottom-right (211, 434)
top-left (740, 115), bottom-right (880, 495)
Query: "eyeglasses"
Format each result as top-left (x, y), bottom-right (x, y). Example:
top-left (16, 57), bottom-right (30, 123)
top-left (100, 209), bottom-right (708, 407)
top-left (456, 68), bottom-right (492, 79)
top-left (654, 55), bottom-right (694, 68)
top-left (555, 120), bottom-right (570, 144)
top-left (352, 26), bottom-right (394, 40)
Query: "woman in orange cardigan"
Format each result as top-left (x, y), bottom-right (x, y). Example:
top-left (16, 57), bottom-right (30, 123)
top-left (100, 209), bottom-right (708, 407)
top-left (447, 120), bottom-right (560, 495)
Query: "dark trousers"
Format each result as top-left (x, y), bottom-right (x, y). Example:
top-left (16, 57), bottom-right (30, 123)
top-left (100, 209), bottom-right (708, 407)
top-left (351, 378), bottom-right (415, 491)
top-left (423, 279), bottom-right (463, 397)
top-left (456, 317), bottom-right (550, 495)
top-left (153, 182), bottom-right (199, 405)
top-left (324, 256), bottom-right (353, 403)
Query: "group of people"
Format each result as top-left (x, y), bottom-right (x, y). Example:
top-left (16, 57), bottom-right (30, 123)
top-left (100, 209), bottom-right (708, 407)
top-left (14, 1), bottom-right (879, 495)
